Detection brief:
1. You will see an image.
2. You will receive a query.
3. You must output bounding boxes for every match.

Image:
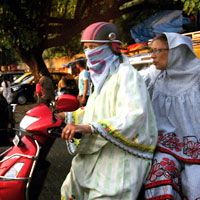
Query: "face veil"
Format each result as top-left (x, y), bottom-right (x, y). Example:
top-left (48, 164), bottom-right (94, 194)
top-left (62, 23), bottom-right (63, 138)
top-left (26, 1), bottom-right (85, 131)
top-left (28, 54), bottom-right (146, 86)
top-left (85, 44), bottom-right (120, 94)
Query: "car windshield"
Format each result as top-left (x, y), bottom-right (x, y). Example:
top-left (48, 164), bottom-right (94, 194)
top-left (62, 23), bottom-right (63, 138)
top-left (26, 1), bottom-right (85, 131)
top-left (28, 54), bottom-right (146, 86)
top-left (13, 74), bottom-right (24, 81)
top-left (13, 73), bottom-right (32, 84)
top-left (21, 75), bottom-right (34, 84)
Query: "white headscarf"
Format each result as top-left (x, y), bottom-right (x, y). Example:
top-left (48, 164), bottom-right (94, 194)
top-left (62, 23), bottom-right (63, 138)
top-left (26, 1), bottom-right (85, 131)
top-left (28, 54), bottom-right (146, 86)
top-left (151, 33), bottom-right (200, 96)
top-left (84, 44), bottom-right (120, 94)
top-left (144, 32), bottom-right (200, 142)
top-left (143, 32), bottom-right (200, 161)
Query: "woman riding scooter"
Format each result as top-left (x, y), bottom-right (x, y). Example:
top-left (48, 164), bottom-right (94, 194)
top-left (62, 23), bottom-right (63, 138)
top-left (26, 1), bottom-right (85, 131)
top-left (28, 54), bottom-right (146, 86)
top-left (60, 22), bottom-right (158, 200)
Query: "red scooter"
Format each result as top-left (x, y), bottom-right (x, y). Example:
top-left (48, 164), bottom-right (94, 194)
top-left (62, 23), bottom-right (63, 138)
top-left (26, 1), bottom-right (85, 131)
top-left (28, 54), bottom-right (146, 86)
top-left (0, 94), bottom-right (79, 200)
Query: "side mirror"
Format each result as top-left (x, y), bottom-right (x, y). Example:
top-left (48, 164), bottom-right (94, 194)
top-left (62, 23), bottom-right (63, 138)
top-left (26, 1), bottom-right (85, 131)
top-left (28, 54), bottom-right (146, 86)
top-left (56, 94), bottom-right (79, 112)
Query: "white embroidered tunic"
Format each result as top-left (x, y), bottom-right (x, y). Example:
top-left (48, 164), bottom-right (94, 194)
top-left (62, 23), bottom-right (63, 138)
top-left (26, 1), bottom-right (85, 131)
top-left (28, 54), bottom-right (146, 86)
top-left (68, 56), bottom-right (157, 159)
top-left (61, 55), bottom-right (158, 200)
top-left (142, 32), bottom-right (200, 163)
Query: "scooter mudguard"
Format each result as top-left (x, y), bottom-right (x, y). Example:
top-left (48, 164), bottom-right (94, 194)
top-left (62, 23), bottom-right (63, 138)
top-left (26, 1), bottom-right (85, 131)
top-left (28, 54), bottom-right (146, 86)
top-left (0, 135), bottom-right (40, 200)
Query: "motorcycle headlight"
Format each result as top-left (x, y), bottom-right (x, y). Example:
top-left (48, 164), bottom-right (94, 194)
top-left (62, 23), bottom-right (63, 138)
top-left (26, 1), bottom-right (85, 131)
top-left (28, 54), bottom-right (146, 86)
top-left (3, 162), bottom-right (24, 180)
top-left (20, 115), bottom-right (40, 130)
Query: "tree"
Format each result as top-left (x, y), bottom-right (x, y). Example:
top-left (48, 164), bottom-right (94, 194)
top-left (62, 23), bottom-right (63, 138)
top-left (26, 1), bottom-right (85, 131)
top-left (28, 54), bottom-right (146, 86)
top-left (0, 0), bottom-right (183, 80)
top-left (174, 0), bottom-right (200, 16)
top-left (174, 0), bottom-right (200, 30)
top-left (0, 47), bottom-right (20, 67)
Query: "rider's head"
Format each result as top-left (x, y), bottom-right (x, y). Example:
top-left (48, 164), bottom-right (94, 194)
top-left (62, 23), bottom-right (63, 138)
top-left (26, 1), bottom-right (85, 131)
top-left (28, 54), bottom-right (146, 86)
top-left (81, 22), bottom-right (122, 55)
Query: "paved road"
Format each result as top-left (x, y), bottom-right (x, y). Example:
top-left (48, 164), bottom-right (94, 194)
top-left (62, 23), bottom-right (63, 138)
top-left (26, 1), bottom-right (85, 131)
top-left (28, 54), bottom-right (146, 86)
top-left (38, 138), bottom-right (73, 200)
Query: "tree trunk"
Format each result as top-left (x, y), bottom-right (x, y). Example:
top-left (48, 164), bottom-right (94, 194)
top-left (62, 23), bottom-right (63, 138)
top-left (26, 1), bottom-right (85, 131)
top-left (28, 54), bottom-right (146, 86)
top-left (16, 47), bottom-right (48, 81)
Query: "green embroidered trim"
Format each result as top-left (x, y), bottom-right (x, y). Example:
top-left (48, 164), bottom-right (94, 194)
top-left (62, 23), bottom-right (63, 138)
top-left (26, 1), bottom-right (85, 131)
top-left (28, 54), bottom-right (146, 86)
top-left (61, 195), bottom-right (66, 200)
top-left (61, 194), bottom-right (76, 200)
top-left (72, 109), bottom-right (85, 125)
top-left (73, 138), bottom-right (80, 147)
top-left (71, 114), bottom-right (76, 124)
top-left (99, 120), bottom-right (155, 153)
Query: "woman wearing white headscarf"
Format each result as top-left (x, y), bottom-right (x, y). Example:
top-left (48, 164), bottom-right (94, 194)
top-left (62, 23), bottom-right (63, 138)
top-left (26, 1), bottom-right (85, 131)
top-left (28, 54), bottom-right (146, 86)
top-left (1, 76), bottom-right (12, 103)
top-left (60, 22), bottom-right (158, 200)
top-left (143, 33), bottom-right (200, 200)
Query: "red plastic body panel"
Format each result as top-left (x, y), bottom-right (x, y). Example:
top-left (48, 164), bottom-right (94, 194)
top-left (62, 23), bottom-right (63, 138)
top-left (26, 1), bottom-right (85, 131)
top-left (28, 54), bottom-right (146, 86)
top-left (25, 104), bottom-right (63, 143)
top-left (0, 135), bottom-right (38, 200)
top-left (56, 94), bottom-right (79, 111)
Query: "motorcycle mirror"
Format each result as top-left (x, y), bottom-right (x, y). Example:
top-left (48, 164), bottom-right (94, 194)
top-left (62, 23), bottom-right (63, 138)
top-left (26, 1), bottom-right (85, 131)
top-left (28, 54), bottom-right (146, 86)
top-left (56, 94), bottom-right (79, 112)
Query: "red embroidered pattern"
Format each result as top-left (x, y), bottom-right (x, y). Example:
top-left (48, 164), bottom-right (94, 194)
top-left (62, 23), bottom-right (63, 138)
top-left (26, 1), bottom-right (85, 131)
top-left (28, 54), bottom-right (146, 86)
top-left (158, 133), bottom-right (183, 152)
top-left (158, 133), bottom-right (200, 159)
top-left (146, 157), bottom-right (180, 191)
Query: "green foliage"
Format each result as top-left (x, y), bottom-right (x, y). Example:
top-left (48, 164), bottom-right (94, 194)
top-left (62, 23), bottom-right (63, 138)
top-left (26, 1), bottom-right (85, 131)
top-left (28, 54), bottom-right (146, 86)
top-left (0, 0), bottom-right (41, 51)
top-left (56, 0), bottom-right (78, 18)
top-left (0, 47), bottom-right (20, 66)
top-left (174, 0), bottom-right (200, 16)
top-left (120, 0), bottom-right (144, 10)
top-left (0, 0), bottom-right (188, 70)
top-left (43, 33), bottom-right (82, 60)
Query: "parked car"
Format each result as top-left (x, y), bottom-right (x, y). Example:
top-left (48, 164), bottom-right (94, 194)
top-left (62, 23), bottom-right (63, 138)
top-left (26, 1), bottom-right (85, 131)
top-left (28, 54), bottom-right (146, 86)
top-left (11, 75), bottom-right (36, 105)
top-left (0, 71), bottom-right (25, 85)
top-left (11, 72), bottom-right (32, 85)
top-left (11, 72), bottom-right (78, 105)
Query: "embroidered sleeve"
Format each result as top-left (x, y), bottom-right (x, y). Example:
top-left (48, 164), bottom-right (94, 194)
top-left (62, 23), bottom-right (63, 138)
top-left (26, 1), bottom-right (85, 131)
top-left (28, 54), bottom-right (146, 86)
top-left (89, 66), bottom-right (157, 159)
top-left (67, 107), bottom-right (85, 125)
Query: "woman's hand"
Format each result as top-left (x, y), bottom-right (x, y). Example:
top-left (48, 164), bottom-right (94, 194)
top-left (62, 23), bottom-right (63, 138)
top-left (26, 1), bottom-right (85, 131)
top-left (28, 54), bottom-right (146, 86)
top-left (56, 112), bottom-right (66, 121)
top-left (61, 124), bottom-right (92, 141)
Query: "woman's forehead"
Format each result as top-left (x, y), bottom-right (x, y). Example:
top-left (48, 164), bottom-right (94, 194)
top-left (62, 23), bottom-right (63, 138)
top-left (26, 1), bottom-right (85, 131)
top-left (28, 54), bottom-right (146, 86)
top-left (151, 39), bottom-right (168, 48)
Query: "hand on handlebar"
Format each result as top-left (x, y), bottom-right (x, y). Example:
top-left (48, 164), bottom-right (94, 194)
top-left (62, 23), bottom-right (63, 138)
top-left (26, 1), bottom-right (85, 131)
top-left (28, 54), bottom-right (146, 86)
top-left (61, 124), bottom-right (92, 141)
top-left (56, 112), bottom-right (66, 121)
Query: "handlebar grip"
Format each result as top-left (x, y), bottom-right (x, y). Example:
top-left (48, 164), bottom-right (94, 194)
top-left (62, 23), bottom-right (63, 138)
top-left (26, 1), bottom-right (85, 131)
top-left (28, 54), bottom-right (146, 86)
top-left (74, 133), bottom-right (82, 139)
top-left (47, 123), bottom-right (82, 139)
top-left (60, 122), bottom-right (82, 139)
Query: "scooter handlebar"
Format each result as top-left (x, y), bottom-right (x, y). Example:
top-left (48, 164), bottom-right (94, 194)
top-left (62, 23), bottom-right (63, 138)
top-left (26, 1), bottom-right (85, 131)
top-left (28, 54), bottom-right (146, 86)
top-left (47, 122), bottom-right (82, 139)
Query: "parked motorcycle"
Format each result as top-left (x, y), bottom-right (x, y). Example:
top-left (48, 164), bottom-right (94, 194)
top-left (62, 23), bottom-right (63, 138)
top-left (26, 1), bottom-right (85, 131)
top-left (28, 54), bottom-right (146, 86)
top-left (0, 94), bottom-right (79, 200)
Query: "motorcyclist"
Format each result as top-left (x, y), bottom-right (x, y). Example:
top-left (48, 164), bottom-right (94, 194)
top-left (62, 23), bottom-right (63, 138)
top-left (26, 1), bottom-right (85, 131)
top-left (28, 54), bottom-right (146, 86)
top-left (60, 22), bottom-right (158, 200)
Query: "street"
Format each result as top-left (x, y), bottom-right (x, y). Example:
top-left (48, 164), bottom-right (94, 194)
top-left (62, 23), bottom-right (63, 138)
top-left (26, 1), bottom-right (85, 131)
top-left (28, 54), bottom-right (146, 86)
top-left (38, 138), bottom-right (73, 200)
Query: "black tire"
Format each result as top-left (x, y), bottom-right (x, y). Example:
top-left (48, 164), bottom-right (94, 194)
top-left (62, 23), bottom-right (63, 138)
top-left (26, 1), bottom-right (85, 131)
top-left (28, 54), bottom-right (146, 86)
top-left (17, 94), bottom-right (27, 105)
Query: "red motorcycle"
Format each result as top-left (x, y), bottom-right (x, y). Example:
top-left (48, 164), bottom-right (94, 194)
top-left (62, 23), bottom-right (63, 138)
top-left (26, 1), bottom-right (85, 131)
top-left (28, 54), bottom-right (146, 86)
top-left (0, 94), bottom-right (79, 200)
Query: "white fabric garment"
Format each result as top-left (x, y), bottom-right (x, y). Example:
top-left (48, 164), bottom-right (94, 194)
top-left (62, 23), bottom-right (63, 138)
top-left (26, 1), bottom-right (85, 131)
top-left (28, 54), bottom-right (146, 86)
top-left (1, 81), bottom-right (12, 103)
top-left (142, 32), bottom-right (200, 161)
top-left (85, 44), bottom-right (119, 94)
top-left (61, 54), bottom-right (158, 200)
top-left (143, 32), bottom-right (200, 200)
